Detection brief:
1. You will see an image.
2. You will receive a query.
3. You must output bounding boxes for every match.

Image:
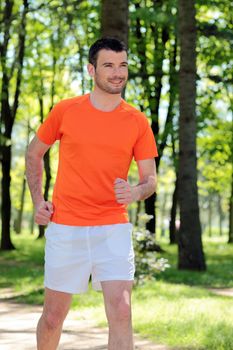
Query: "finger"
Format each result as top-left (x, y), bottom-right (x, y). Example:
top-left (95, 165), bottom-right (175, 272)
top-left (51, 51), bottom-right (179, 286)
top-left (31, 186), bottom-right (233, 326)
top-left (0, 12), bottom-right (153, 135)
top-left (115, 190), bottom-right (129, 196)
top-left (39, 208), bottom-right (51, 216)
top-left (114, 182), bottom-right (129, 188)
top-left (115, 191), bottom-right (129, 197)
top-left (116, 198), bottom-right (129, 204)
top-left (36, 221), bottom-right (50, 226)
top-left (114, 178), bottom-right (126, 184)
top-left (45, 201), bottom-right (54, 214)
top-left (114, 183), bottom-right (126, 189)
top-left (35, 216), bottom-right (50, 225)
top-left (115, 187), bottom-right (131, 193)
top-left (35, 213), bottom-right (50, 222)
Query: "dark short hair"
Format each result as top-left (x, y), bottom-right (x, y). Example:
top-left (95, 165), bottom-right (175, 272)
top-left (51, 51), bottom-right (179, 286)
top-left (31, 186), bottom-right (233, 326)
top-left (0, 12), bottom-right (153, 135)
top-left (88, 37), bottom-right (127, 68)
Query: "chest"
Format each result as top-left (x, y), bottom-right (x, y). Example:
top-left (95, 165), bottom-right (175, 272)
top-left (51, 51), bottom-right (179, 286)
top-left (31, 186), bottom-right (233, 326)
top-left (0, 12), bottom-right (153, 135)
top-left (60, 111), bottom-right (137, 153)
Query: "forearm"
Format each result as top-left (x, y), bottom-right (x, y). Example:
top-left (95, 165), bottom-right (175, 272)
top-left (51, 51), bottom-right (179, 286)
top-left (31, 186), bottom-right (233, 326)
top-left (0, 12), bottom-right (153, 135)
top-left (25, 153), bottom-right (44, 207)
top-left (133, 175), bottom-right (156, 201)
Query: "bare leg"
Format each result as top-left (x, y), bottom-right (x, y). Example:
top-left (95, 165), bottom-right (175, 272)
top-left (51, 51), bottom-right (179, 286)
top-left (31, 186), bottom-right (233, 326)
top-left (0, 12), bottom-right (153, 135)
top-left (37, 288), bottom-right (72, 350)
top-left (101, 280), bottom-right (134, 350)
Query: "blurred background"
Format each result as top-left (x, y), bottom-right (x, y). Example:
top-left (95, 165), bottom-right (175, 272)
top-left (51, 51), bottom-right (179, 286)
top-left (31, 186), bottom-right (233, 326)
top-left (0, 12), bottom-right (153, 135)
top-left (1, 2), bottom-right (233, 349)
top-left (0, 0), bottom-right (232, 254)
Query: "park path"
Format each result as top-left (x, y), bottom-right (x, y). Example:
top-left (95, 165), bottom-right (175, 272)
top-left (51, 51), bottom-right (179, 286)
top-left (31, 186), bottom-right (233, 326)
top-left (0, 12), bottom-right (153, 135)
top-left (206, 287), bottom-right (233, 297)
top-left (0, 299), bottom-right (168, 350)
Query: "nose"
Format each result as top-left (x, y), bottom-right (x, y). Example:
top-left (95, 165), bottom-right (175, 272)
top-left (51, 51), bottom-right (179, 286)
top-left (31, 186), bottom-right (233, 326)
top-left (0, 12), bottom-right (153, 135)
top-left (112, 66), bottom-right (121, 74)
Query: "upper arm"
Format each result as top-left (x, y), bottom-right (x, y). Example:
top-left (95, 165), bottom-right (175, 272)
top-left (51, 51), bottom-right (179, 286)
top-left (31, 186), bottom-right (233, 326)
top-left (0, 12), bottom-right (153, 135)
top-left (136, 158), bottom-right (157, 183)
top-left (26, 135), bottom-right (51, 159)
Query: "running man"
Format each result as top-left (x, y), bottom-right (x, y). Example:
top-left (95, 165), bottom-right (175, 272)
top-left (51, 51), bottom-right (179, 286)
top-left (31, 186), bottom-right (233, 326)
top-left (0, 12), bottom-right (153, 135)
top-left (26, 37), bottom-right (158, 350)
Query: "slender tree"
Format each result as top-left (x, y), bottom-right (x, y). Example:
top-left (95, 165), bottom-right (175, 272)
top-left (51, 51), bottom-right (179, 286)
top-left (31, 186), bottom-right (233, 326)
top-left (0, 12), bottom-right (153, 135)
top-left (178, 0), bottom-right (206, 270)
top-left (0, 0), bottom-right (29, 250)
top-left (133, 0), bottom-right (170, 239)
top-left (229, 111), bottom-right (233, 243)
top-left (14, 120), bottom-right (30, 234)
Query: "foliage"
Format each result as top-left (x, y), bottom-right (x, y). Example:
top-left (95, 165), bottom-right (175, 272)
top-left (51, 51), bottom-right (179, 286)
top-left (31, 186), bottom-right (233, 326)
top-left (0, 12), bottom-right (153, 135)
top-left (1, 0), bottom-right (232, 245)
top-left (133, 213), bottom-right (170, 285)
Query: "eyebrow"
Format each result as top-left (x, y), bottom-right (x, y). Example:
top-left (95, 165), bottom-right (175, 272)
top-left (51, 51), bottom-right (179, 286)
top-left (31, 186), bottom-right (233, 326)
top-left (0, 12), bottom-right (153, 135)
top-left (102, 61), bottom-right (128, 66)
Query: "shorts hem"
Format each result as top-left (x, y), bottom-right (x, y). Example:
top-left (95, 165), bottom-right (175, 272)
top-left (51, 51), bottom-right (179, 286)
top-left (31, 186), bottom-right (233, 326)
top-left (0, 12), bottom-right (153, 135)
top-left (92, 276), bottom-right (135, 287)
top-left (44, 283), bottom-right (88, 295)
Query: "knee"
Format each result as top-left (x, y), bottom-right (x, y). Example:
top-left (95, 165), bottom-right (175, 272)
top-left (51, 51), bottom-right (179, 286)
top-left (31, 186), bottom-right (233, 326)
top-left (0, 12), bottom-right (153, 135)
top-left (108, 297), bottom-right (132, 323)
top-left (42, 309), bottom-right (66, 331)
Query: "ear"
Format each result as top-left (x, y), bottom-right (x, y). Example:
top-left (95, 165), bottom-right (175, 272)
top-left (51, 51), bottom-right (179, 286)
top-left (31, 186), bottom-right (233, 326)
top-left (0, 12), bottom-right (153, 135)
top-left (87, 63), bottom-right (95, 77)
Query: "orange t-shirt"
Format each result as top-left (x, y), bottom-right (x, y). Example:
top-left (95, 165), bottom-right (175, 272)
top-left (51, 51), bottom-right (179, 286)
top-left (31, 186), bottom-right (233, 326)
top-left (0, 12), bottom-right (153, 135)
top-left (36, 93), bottom-right (158, 226)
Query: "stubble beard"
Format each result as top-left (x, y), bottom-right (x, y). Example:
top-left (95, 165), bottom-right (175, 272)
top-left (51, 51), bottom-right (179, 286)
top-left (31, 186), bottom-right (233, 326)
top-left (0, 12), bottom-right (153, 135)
top-left (95, 75), bottom-right (127, 95)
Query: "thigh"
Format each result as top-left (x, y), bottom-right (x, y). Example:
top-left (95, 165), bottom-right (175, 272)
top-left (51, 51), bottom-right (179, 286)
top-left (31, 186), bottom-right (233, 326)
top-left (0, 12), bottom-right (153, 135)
top-left (42, 287), bottom-right (72, 319)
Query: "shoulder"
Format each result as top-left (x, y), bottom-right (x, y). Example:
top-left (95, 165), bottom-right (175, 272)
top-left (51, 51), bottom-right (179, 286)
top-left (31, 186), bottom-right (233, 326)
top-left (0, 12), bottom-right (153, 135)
top-left (121, 100), bottom-right (150, 131)
top-left (53, 94), bottom-right (89, 115)
top-left (121, 100), bottom-right (148, 122)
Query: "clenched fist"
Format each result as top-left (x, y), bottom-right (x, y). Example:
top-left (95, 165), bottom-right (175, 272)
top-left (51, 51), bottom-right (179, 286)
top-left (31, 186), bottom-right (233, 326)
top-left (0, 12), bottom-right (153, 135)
top-left (35, 200), bottom-right (53, 226)
top-left (114, 178), bottom-right (140, 204)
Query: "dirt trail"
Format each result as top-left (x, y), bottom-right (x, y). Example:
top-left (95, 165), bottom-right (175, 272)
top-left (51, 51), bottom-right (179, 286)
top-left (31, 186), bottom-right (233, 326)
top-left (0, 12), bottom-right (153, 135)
top-left (0, 300), bottom-right (169, 350)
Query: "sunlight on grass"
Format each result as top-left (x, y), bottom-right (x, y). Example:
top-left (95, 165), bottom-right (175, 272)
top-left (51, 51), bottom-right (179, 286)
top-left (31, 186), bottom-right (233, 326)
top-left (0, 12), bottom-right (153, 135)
top-left (132, 281), bottom-right (233, 350)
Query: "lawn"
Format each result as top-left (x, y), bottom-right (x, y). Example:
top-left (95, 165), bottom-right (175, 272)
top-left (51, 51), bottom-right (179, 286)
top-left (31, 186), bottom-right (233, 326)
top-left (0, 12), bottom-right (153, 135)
top-left (0, 232), bottom-right (232, 350)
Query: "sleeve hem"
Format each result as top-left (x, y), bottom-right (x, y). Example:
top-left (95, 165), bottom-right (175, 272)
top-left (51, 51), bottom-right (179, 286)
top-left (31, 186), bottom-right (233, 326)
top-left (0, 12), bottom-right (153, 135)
top-left (134, 153), bottom-right (158, 161)
top-left (36, 131), bottom-right (54, 146)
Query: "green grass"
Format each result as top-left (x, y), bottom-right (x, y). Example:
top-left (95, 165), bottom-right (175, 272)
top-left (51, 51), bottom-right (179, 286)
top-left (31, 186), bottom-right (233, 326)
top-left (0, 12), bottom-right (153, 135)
top-left (0, 232), bottom-right (233, 350)
top-left (131, 281), bottom-right (233, 350)
top-left (155, 235), bottom-right (233, 288)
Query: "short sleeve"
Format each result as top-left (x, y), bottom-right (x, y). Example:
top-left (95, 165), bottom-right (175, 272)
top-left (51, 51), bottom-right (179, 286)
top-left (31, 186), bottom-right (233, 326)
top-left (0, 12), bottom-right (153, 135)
top-left (36, 102), bottom-right (63, 145)
top-left (133, 114), bottom-right (158, 161)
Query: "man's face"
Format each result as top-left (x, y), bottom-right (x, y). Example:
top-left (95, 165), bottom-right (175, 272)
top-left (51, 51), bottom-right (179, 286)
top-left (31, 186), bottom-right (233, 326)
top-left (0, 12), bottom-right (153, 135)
top-left (89, 49), bottom-right (128, 94)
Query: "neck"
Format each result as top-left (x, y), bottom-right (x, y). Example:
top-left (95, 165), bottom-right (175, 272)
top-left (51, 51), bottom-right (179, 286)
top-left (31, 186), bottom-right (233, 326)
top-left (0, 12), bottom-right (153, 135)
top-left (90, 88), bottom-right (122, 112)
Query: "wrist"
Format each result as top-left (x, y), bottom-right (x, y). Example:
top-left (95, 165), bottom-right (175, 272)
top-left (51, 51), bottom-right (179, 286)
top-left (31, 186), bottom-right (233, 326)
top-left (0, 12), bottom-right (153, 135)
top-left (33, 197), bottom-right (44, 209)
top-left (132, 185), bottom-right (141, 201)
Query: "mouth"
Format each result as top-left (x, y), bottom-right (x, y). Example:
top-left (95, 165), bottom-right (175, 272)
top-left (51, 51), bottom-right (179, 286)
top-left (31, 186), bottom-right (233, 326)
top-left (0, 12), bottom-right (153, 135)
top-left (109, 79), bottom-right (124, 85)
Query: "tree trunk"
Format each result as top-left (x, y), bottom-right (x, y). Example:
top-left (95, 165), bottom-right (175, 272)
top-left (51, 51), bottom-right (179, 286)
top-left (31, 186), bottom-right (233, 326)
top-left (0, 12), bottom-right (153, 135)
top-left (208, 195), bottom-right (212, 237)
top-left (101, 0), bottom-right (129, 46)
top-left (169, 176), bottom-right (179, 244)
top-left (178, 0), bottom-right (206, 270)
top-left (14, 120), bottom-right (30, 234)
top-left (37, 34), bottom-right (58, 238)
top-left (228, 111), bottom-right (233, 243)
top-left (38, 149), bottom-right (51, 239)
top-left (1, 145), bottom-right (14, 249)
top-left (228, 165), bottom-right (233, 243)
top-left (0, 0), bottom-right (28, 250)
top-left (14, 173), bottom-right (26, 234)
top-left (160, 192), bottom-right (168, 238)
top-left (134, 1), bottom-right (169, 238)
top-left (30, 209), bottom-right (35, 235)
top-left (218, 194), bottom-right (223, 236)
top-left (37, 93), bottom-right (46, 239)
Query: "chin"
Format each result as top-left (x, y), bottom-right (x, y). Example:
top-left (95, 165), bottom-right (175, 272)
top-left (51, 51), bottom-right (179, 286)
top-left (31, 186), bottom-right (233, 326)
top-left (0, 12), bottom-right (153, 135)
top-left (107, 85), bottom-right (126, 94)
top-left (109, 89), bottom-right (123, 94)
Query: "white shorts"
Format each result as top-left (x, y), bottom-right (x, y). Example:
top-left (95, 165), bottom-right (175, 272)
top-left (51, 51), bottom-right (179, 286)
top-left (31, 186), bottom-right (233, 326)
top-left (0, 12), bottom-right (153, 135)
top-left (44, 222), bottom-right (135, 294)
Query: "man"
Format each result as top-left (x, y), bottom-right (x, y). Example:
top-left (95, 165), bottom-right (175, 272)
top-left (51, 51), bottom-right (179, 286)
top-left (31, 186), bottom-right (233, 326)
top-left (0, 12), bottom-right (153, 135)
top-left (26, 37), bottom-right (158, 350)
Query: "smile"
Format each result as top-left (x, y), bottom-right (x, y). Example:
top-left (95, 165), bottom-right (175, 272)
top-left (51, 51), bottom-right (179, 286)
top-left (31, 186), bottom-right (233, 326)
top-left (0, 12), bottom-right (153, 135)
top-left (109, 80), bottom-right (124, 84)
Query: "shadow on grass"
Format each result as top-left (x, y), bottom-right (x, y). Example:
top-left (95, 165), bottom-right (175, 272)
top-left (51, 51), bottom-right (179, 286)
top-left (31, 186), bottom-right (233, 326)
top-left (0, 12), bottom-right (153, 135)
top-left (154, 240), bottom-right (233, 289)
top-left (1, 287), bottom-right (45, 305)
